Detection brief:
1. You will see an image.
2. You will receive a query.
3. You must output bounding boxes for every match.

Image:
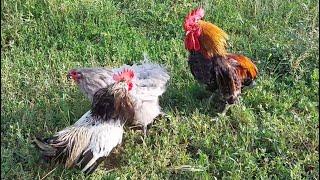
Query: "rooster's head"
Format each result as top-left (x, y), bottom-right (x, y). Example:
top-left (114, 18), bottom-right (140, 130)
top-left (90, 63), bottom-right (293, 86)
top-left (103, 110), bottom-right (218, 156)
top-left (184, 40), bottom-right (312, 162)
top-left (183, 7), bottom-right (204, 52)
top-left (183, 7), bottom-right (229, 58)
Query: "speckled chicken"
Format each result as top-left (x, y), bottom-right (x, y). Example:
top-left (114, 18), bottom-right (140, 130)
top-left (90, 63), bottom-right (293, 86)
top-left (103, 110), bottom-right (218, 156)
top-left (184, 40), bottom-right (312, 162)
top-left (67, 55), bottom-right (170, 135)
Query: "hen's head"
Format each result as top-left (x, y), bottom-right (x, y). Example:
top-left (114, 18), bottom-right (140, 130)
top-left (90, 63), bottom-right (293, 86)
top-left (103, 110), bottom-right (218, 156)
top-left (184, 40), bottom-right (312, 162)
top-left (67, 69), bottom-right (83, 82)
top-left (67, 68), bottom-right (113, 84)
top-left (183, 7), bottom-right (205, 51)
top-left (112, 69), bottom-right (135, 91)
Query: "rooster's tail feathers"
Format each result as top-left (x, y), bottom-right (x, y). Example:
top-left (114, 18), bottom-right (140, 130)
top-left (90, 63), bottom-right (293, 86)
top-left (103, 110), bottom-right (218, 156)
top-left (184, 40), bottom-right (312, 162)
top-left (227, 53), bottom-right (258, 80)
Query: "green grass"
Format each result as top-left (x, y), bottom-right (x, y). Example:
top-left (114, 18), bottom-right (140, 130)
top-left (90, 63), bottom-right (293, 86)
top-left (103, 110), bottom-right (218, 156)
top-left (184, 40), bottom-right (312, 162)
top-left (1, 0), bottom-right (319, 179)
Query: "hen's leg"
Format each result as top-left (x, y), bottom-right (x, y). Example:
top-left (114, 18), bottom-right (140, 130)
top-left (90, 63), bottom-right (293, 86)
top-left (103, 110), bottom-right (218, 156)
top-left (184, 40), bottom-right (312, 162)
top-left (143, 126), bottom-right (147, 137)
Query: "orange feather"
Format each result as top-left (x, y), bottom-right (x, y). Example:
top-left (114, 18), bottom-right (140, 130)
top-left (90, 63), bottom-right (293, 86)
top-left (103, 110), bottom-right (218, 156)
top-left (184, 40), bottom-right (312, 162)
top-left (198, 20), bottom-right (228, 58)
top-left (227, 53), bottom-right (258, 80)
top-left (197, 19), bottom-right (258, 82)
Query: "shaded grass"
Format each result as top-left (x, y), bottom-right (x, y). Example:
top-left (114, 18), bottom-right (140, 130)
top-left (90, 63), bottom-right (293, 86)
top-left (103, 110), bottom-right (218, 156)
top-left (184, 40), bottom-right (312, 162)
top-left (1, 0), bottom-right (319, 179)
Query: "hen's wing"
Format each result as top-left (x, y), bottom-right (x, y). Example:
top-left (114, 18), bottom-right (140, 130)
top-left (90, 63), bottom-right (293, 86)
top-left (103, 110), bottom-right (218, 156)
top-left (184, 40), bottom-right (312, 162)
top-left (73, 54), bottom-right (169, 102)
top-left (75, 119), bottom-right (123, 174)
top-left (113, 62), bottom-right (169, 101)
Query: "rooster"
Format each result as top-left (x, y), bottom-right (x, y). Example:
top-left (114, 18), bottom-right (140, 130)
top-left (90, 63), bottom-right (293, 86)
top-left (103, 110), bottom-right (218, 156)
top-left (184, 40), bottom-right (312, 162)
top-left (33, 69), bottom-right (135, 174)
top-left (183, 7), bottom-right (258, 114)
top-left (67, 56), bottom-right (170, 135)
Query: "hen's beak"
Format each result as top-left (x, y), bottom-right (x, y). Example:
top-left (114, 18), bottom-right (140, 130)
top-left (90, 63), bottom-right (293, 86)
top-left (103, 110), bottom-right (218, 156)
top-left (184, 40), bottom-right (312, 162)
top-left (66, 73), bottom-right (72, 80)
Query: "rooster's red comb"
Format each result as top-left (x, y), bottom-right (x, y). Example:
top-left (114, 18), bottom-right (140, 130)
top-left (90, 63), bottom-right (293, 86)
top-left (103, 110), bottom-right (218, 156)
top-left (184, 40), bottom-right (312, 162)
top-left (184, 7), bottom-right (205, 30)
top-left (189, 7), bottom-right (205, 18)
top-left (113, 69), bottom-right (135, 82)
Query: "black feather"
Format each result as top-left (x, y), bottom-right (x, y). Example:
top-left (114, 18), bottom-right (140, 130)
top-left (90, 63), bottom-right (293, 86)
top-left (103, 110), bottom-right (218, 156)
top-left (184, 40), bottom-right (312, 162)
top-left (188, 52), bottom-right (242, 104)
top-left (92, 84), bottom-right (134, 125)
top-left (212, 55), bottom-right (241, 104)
top-left (32, 136), bottom-right (69, 164)
top-left (76, 150), bottom-right (94, 170)
top-left (91, 86), bottom-right (115, 120)
top-left (75, 148), bottom-right (105, 174)
top-left (84, 157), bottom-right (104, 174)
top-left (188, 52), bottom-right (217, 90)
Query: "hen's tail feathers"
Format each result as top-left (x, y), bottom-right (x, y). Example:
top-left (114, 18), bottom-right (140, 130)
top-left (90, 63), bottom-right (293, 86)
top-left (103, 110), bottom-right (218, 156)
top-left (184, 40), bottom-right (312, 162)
top-left (33, 136), bottom-right (104, 174)
top-left (32, 136), bottom-right (68, 163)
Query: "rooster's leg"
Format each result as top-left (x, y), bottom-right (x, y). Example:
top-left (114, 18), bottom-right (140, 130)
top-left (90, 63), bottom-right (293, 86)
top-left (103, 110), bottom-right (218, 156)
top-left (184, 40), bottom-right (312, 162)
top-left (207, 93), bottom-right (215, 106)
top-left (211, 103), bottom-right (232, 121)
top-left (221, 103), bottom-right (231, 116)
top-left (243, 80), bottom-right (256, 90)
top-left (208, 94), bottom-right (214, 103)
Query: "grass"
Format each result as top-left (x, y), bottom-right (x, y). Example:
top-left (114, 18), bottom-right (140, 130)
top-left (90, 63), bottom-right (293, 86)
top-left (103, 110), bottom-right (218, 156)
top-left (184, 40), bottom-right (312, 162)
top-left (1, 0), bottom-right (319, 179)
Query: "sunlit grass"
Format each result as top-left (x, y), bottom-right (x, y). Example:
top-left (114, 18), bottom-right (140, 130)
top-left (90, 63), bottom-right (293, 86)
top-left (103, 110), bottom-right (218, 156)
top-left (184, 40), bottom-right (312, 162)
top-left (1, 0), bottom-right (319, 179)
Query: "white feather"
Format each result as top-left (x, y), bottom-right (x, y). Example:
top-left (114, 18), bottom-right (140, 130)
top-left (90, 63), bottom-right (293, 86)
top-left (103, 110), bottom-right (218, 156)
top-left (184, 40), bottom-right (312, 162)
top-left (80, 118), bottom-right (123, 172)
top-left (130, 57), bottom-right (170, 128)
top-left (53, 110), bottom-right (123, 171)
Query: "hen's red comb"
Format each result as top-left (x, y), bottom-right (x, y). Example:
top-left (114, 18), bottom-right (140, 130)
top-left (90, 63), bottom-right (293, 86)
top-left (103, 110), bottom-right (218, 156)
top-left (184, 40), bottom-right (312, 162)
top-left (113, 69), bottom-right (135, 82)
